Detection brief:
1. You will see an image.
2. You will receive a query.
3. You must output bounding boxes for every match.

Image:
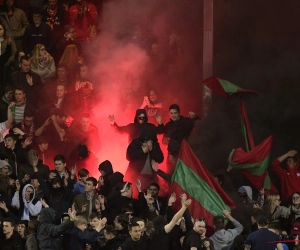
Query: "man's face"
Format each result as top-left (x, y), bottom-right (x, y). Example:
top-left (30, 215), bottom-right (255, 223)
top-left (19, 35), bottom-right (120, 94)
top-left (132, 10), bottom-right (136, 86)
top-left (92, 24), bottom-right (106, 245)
top-left (17, 224), bottom-right (26, 236)
top-left (20, 59), bottom-right (31, 72)
top-left (57, 67), bottom-right (67, 80)
top-left (90, 217), bottom-right (100, 230)
top-left (33, 14), bottom-right (42, 26)
top-left (292, 194), bottom-right (300, 205)
top-left (31, 179), bottom-right (40, 189)
top-left (148, 185), bottom-right (159, 198)
top-left (39, 142), bottom-right (48, 151)
top-left (137, 114), bottom-right (146, 124)
top-left (85, 180), bottom-right (95, 193)
top-left (56, 85), bottom-right (66, 98)
top-left (80, 117), bottom-right (90, 131)
top-left (287, 157), bottom-right (297, 169)
top-left (48, 0), bottom-right (57, 9)
top-left (15, 90), bottom-right (26, 102)
top-left (64, 115), bottom-right (74, 128)
top-left (79, 66), bottom-right (88, 79)
top-left (129, 226), bottom-right (141, 241)
top-left (25, 186), bottom-right (34, 201)
top-left (61, 215), bottom-right (69, 223)
top-left (80, 176), bottom-right (89, 184)
top-left (5, 137), bottom-right (16, 149)
top-left (149, 90), bottom-right (157, 103)
top-left (193, 221), bottom-right (206, 235)
top-left (55, 160), bottom-right (66, 173)
top-left (24, 116), bottom-right (34, 127)
top-left (169, 109), bottom-right (180, 121)
top-left (104, 229), bottom-right (114, 241)
top-left (3, 222), bottom-right (14, 235)
top-left (4, 91), bottom-right (13, 101)
top-left (6, 0), bottom-right (14, 7)
top-left (0, 166), bottom-right (10, 176)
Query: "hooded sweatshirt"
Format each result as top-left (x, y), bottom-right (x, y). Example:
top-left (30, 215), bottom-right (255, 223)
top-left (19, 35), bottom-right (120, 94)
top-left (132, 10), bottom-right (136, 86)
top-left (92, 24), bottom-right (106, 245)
top-left (11, 183), bottom-right (42, 220)
top-left (271, 158), bottom-right (300, 201)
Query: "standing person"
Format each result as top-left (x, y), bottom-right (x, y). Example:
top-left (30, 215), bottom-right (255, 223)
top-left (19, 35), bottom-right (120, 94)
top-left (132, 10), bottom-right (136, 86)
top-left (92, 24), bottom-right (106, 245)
top-left (0, 217), bottom-right (25, 249)
top-left (209, 210), bottom-right (244, 250)
top-left (118, 222), bottom-right (147, 250)
top-left (271, 150), bottom-right (300, 202)
top-left (0, 0), bottom-right (29, 51)
top-left (22, 8), bottom-right (55, 56)
top-left (37, 206), bottom-right (76, 249)
top-left (69, 0), bottom-right (97, 41)
top-left (30, 44), bottom-right (56, 84)
top-left (245, 214), bottom-right (284, 250)
top-left (0, 85), bottom-right (14, 122)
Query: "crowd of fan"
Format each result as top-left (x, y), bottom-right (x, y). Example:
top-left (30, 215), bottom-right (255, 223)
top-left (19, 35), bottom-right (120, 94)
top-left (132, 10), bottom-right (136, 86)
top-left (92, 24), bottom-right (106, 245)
top-left (0, 0), bottom-right (300, 250)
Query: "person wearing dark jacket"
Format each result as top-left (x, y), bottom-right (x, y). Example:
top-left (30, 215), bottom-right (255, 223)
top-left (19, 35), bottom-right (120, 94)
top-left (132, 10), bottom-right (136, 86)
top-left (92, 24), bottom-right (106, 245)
top-left (37, 207), bottom-right (76, 250)
top-left (119, 222), bottom-right (148, 250)
top-left (103, 225), bottom-right (125, 250)
top-left (125, 128), bottom-right (164, 194)
top-left (108, 109), bottom-right (164, 143)
top-left (0, 217), bottom-right (25, 250)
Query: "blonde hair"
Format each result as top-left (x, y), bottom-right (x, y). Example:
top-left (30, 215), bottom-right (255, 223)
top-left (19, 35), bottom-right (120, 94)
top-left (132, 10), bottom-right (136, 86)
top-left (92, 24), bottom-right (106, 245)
top-left (59, 44), bottom-right (82, 69)
top-left (74, 215), bottom-right (87, 227)
top-left (31, 44), bottom-right (52, 69)
top-left (87, 25), bottom-right (98, 38)
top-left (265, 194), bottom-right (280, 214)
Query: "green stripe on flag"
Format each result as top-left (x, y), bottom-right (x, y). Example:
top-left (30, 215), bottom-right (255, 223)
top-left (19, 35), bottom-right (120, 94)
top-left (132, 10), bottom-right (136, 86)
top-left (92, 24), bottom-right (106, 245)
top-left (172, 159), bottom-right (230, 216)
top-left (228, 150), bottom-right (270, 175)
top-left (218, 79), bottom-right (245, 94)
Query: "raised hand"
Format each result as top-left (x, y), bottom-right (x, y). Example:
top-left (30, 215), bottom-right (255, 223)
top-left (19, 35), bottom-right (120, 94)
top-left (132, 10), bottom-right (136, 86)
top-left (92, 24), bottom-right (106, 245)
top-left (183, 199), bottom-right (192, 207)
top-left (26, 74), bottom-right (33, 86)
top-left (151, 160), bottom-right (158, 172)
top-left (168, 193), bottom-right (176, 205)
top-left (136, 179), bottom-right (142, 192)
top-left (180, 193), bottom-right (187, 204)
top-left (155, 114), bottom-right (162, 124)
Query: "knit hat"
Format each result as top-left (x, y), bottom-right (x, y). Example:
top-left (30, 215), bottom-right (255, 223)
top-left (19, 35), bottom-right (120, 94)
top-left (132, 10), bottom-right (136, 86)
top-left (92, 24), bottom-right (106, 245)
top-left (0, 160), bottom-right (12, 175)
top-left (290, 221), bottom-right (300, 235)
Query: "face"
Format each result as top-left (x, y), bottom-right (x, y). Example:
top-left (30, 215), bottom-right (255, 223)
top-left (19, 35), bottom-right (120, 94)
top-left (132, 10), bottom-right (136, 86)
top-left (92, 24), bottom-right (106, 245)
top-left (273, 196), bottom-right (281, 207)
top-left (24, 116), bottom-right (34, 127)
top-left (25, 186), bottom-right (34, 200)
top-left (136, 221), bottom-right (145, 231)
top-left (80, 176), bottom-right (89, 184)
top-left (104, 230), bottom-right (113, 241)
top-left (148, 185), bottom-right (159, 198)
top-left (31, 179), bottom-right (40, 189)
top-left (5, 137), bottom-right (16, 149)
top-left (80, 117), bottom-right (90, 131)
top-left (4, 91), bottom-right (13, 101)
top-left (89, 217), bottom-right (100, 230)
top-left (56, 85), bottom-right (66, 98)
top-left (77, 223), bottom-right (87, 231)
top-left (49, 172), bottom-right (57, 180)
top-left (15, 90), bottom-right (26, 102)
top-left (55, 160), bottom-right (66, 173)
top-left (149, 90), bottom-right (157, 102)
top-left (124, 185), bottom-right (133, 198)
top-left (39, 46), bottom-right (46, 56)
top-left (85, 181), bottom-right (95, 193)
top-left (17, 224), bottom-right (26, 236)
top-left (79, 66), bottom-right (88, 78)
top-left (0, 166), bottom-right (10, 176)
top-left (89, 29), bottom-right (97, 39)
top-left (39, 142), bottom-right (48, 151)
top-left (0, 25), bottom-right (4, 38)
top-left (287, 158), bottom-right (297, 169)
top-left (64, 115), bottom-right (74, 127)
top-left (52, 182), bottom-right (61, 188)
top-left (20, 59), bottom-right (31, 72)
top-left (62, 216), bottom-right (69, 223)
top-left (8, 178), bottom-right (15, 186)
top-left (3, 222), bottom-right (14, 235)
top-left (57, 67), bottom-right (67, 80)
top-left (67, 28), bottom-right (76, 39)
top-left (292, 194), bottom-right (300, 205)
top-left (33, 14), bottom-right (42, 26)
top-left (6, 0), bottom-right (14, 7)
top-left (129, 226), bottom-right (141, 241)
top-left (169, 109), bottom-right (180, 121)
top-left (137, 114), bottom-right (146, 124)
top-left (48, 0), bottom-right (57, 9)
top-left (193, 221), bottom-right (206, 235)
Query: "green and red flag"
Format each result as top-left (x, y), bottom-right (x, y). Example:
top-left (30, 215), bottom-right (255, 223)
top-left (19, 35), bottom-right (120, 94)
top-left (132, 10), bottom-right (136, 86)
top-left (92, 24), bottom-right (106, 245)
top-left (228, 135), bottom-right (278, 193)
top-left (203, 77), bottom-right (259, 97)
top-left (171, 140), bottom-right (236, 227)
top-left (240, 100), bottom-right (255, 152)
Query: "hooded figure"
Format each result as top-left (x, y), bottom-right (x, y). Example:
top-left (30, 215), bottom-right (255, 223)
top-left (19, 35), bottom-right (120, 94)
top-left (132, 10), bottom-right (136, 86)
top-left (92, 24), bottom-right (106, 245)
top-left (37, 207), bottom-right (74, 250)
top-left (0, 159), bottom-right (12, 175)
top-left (11, 183), bottom-right (42, 221)
top-left (111, 108), bottom-right (164, 143)
top-left (125, 127), bottom-right (164, 195)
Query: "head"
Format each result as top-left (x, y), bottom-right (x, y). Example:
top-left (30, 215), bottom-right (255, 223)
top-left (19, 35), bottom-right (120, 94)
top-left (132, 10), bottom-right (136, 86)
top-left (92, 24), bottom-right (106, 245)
top-left (149, 90), bottom-right (158, 103)
top-left (104, 225), bottom-right (117, 241)
top-left (48, 170), bottom-right (57, 181)
top-left (28, 219), bottom-right (38, 234)
top-left (30, 175), bottom-right (40, 190)
top-left (266, 194), bottom-right (281, 211)
top-left (74, 216), bottom-right (88, 231)
top-left (56, 84), bottom-right (67, 99)
top-left (87, 25), bottom-right (98, 39)
top-left (89, 213), bottom-right (101, 230)
top-left (0, 160), bottom-right (12, 176)
top-left (114, 214), bottom-right (128, 230)
top-left (0, 23), bottom-right (6, 38)
top-left (61, 213), bottom-right (70, 223)
top-left (78, 168), bottom-right (89, 184)
top-left (36, 136), bottom-right (49, 151)
top-left (98, 160), bottom-right (113, 176)
top-left (32, 8), bottom-right (42, 26)
top-left (3, 85), bottom-right (14, 102)
top-left (80, 113), bottom-right (90, 131)
top-left (31, 44), bottom-right (46, 60)
top-left (79, 64), bottom-right (89, 79)
top-left (250, 208), bottom-right (264, 225)
top-left (213, 215), bottom-right (224, 231)
top-left (14, 87), bottom-right (26, 103)
top-left (129, 223), bottom-right (141, 241)
top-left (2, 218), bottom-right (15, 238)
top-left (120, 182), bottom-right (132, 198)
top-left (237, 186), bottom-right (252, 203)
top-left (54, 154), bottom-right (66, 173)
top-left (148, 182), bottom-right (160, 198)
top-left (214, 174), bottom-right (225, 187)
top-left (57, 64), bottom-right (68, 81)
top-left (51, 177), bottom-right (63, 189)
top-left (17, 221), bottom-right (28, 237)
top-left (59, 44), bottom-right (80, 67)
top-left (5, 0), bottom-right (15, 8)
top-left (292, 192), bottom-right (300, 206)
top-left (169, 104), bottom-right (180, 121)
top-left (4, 134), bottom-right (17, 149)
top-left (286, 156), bottom-right (298, 169)
top-left (268, 222), bottom-right (282, 235)
top-left (24, 185), bottom-right (34, 201)
top-left (48, 0), bottom-right (57, 9)
top-left (256, 214), bottom-right (269, 228)
top-left (23, 109), bottom-right (35, 127)
top-left (19, 55), bottom-right (31, 73)
top-left (152, 215), bottom-right (167, 231)
top-left (193, 219), bottom-right (206, 235)
top-left (134, 109), bottom-right (148, 124)
top-left (85, 177), bottom-right (97, 193)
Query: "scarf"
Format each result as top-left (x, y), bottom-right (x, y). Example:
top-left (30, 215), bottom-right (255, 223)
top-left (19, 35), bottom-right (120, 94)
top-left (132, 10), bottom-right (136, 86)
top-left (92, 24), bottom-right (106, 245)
top-left (46, 6), bottom-right (58, 29)
top-left (20, 120), bottom-right (35, 138)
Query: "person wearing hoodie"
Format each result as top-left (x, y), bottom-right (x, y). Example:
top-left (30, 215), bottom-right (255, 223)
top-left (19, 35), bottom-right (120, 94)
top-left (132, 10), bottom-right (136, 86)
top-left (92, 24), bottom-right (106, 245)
top-left (271, 150), bottom-right (300, 202)
top-left (108, 108), bottom-right (164, 143)
top-left (209, 210), bottom-right (244, 250)
top-left (0, 160), bottom-right (12, 176)
top-left (11, 183), bottom-right (42, 221)
top-left (37, 206), bottom-right (76, 250)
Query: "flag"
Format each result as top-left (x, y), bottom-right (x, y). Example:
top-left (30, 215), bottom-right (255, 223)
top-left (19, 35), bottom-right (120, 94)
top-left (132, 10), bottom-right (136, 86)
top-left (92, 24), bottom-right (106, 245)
top-left (171, 140), bottom-right (236, 227)
top-left (203, 77), bottom-right (258, 97)
top-left (228, 135), bottom-right (278, 193)
top-left (240, 100), bottom-right (255, 152)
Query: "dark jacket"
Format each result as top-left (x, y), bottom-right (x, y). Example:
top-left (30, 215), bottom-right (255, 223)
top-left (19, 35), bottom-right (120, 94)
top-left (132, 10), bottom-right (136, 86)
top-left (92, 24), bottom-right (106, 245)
top-left (25, 233), bottom-right (38, 250)
top-left (103, 235), bottom-right (125, 250)
top-left (64, 227), bottom-right (100, 250)
top-left (0, 231), bottom-right (24, 250)
top-left (18, 161), bottom-right (50, 182)
top-left (119, 236), bottom-right (148, 250)
top-left (37, 207), bottom-right (74, 250)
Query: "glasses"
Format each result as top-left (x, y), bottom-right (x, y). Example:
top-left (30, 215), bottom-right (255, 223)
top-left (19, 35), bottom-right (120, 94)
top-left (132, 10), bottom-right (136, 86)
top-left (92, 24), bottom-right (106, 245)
top-left (195, 218), bottom-right (207, 223)
top-left (137, 117), bottom-right (145, 120)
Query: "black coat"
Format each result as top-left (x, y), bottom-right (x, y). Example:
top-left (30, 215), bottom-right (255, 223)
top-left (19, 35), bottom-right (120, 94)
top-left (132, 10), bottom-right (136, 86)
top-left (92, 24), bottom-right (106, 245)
top-left (0, 231), bottom-right (24, 250)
